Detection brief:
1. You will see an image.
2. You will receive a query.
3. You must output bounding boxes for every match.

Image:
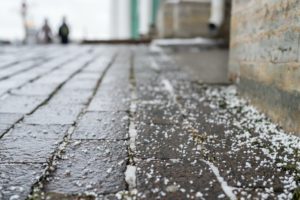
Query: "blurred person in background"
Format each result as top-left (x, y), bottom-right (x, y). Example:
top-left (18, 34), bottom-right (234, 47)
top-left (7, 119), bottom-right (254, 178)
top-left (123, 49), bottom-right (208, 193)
top-left (40, 18), bottom-right (52, 44)
top-left (58, 17), bottom-right (70, 44)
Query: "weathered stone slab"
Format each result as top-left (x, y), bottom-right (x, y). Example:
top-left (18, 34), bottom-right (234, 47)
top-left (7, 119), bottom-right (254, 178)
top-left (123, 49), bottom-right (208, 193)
top-left (136, 84), bottom-right (169, 102)
top-left (12, 124), bottom-right (69, 140)
top-left (11, 83), bottom-right (57, 96)
top-left (95, 84), bottom-right (130, 100)
top-left (0, 163), bottom-right (45, 200)
top-left (72, 112), bottom-right (129, 140)
top-left (136, 123), bottom-right (195, 160)
top-left (0, 95), bottom-right (46, 114)
top-left (0, 113), bottom-right (23, 125)
top-left (62, 79), bottom-right (97, 91)
top-left (0, 134), bottom-right (60, 163)
top-left (50, 90), bottom-right (93, 105)
top-left (136, 160), bottom-right (226, 199)
top-left (0, 113), bottom-right (23, 135)
top-left (136, 103), bottom-right (183, 125)
top-left (100, 76), bottom-right (130, 86)
top-left (88, 98), bottom-right (130, 112)
top-left (0, 128), bottom-right (7, 138)
top-left (70, 72), bottom-right (100, 81)
top-left (44, 140), bottom-right (127, 195)
top-left (24, 105), bottom-right (83, 125)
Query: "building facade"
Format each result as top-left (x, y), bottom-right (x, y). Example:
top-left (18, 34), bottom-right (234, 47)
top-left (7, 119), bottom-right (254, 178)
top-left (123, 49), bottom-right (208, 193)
top-left (229, 0), bottom-right (300, 134)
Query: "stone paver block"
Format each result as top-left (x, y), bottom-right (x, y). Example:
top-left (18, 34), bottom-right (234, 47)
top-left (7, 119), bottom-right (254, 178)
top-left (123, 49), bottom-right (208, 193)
top-left (13, 124), bottom-right (69, 140)
top-left (136, 160), bottom-right (226, 199)
top-left (0, 113), bottom-right (23, 135)
top-left (0, 134), bottom-right (60, 163)
top-left (72, 111), bottom-right (129, 140)
top-left (136, 123), bottom-right (196, 160)
top-left (0, 113), bottom-right (23, 125)
top-left (44, 140), bottom-right (127, 195)
top-left (0, 163), bottom-right (45, 200)
top-left (50, 90), bottom-right (93, 105)
top-left (0, 95), bottom-right (46, 114)
top-left (24, 105), bottom-right (83, 125)
top-left (11, 84), bottom-right (57, 96)
top-left (95, 85), bottom-right (131, 100)
top-left (136, 84), bottom-right (170, 102)
top-left (88, 98), bottom-right (130, 112)
top-left (136, 103), bottom-right (183, 125)
top-left (62, 79), bottom-right (97, 91)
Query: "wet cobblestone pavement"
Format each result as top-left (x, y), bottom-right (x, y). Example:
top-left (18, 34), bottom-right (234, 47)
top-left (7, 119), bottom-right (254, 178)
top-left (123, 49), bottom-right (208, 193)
top-left (1, 45), bottom-right (300, 200)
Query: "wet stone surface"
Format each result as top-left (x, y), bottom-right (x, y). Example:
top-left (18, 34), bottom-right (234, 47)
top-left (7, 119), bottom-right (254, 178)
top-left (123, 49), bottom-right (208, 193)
top-left (0, 134), bottom-right (60, 163)
top-left (0, 163), bottom-right (45, 200)
top-left (0, 113), bottom-right (23, 125)
top-left (88, 98), bottom-right (130, 112)
top-left (136, 160), bottom-right (226, 200)
top-left (43, 140), bottom-right (127, 196)
top-left (0, 113), bottom-right (23, 136)
top-left (11, 124), bottom-right (69, 140)
top-left (24, 105), bottom-right (83, 125)
top-left (0, 46), bottom-right (300, 200)
top-left (0, 95), bottom-right (46, 114)
top-left (10, 83), bottom-right (58, 96)
top-left (50, 90), bottom-right (93, 105)
top-left (135, 123), bottom-right (196, 160)
top-left (136, 103), bottom-right (183, 126)
top-left (72, 111), bottom-right (129, 140)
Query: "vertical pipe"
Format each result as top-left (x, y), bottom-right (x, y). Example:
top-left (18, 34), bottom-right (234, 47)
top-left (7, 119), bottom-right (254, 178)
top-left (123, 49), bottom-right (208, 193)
top-left (131, 0), bottom-right (139, 39)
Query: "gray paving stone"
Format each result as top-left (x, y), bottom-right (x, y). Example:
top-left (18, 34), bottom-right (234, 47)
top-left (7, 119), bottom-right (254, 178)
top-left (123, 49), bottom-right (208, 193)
top-left (62, 79), bottom-right (97, 90)
top-left (24, 105), bottom-right (83, 125)
top-left (136, 124), bottom-right (195, 160)
top-left (72, 111), bottom-right (129, 140)
top-left (100, 77), bottom-right (130, 88)
top-left (136, 160), bottom-right (226, 200)
top-left (136, 103), bottom-right (183, 125)
top-left (42, 193), bottom-right (97, 200)
top-left (0, 113), bottom-right (23, 125)
top-left (136, 84), bottom-right (169, 102)
top-left (11, 83), bottom-right (57, 96)
top-left (0, 133), bottom-right (60, 163)
top-left (44, 140), bottom-right (127, 195)
top-left (0, 128), bottom-right (7, 138)
top-left (43, 193), bottom-right (117, 200)
top-left (50, 90), bottom-right (93, 105)
top-left (134, 73), bottom-right (161, 86)
top-left (0, 163), bottom-right (45, 200)
top-left (88, 97), bottom-right (130, 112)
top-left (12, 124), bottom-right (69, 140)
top-left (0, 113), bottom-right (23, 135)
top-left (207, 147), bottom-right (287, 190)
top-left (0, 95), bottom-right (46, 114)
top-left (70, 72), bottom-right (100, 81)
top-left (95, 84), bottom-right (131, 100)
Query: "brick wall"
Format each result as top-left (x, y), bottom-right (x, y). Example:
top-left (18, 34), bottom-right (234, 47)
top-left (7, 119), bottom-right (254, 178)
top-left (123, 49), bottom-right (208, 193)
top-left (229, 0), bottom-right (300, 134)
